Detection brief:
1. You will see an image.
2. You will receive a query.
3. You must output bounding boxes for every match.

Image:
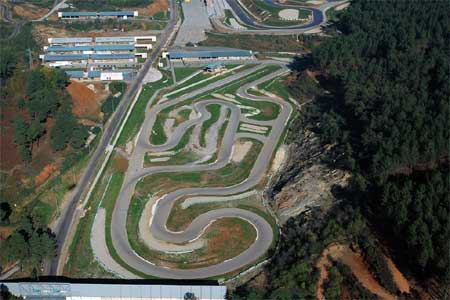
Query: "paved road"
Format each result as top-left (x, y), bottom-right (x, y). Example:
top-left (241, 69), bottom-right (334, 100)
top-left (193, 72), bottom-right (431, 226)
top-left (214, 0), bottom-right (348, 34)
top-left (33, 0), bottom-right (67, 21)
top-left (94, 63), bottom-right (292, 278)
top-left (47, 0), bottom-right (180, 276)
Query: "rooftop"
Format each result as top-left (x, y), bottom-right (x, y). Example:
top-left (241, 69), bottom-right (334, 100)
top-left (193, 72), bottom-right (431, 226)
top-left (168, 47), bottom-right (253, 59)
top-left (91, 53), bottom-right (135, 60)
top-left (47, 44), bottom-right (135, 52)
top-left (1, 282), bottom-right (226, 300)
top-left (96, 36), bottom-right (135, 43)
top-left (50, 37), bottom-right (93, 44)
top-left (43, 54), bottom-right (89, 61)
top-left (60, 11), bottom-right (135, 17)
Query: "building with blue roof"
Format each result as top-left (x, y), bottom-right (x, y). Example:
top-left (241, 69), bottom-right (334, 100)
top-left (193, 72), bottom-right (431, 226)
top-left (92, 53), bottom-right (135, 60)
top-left (43, 54), bottom-right (89, 61)
top-left (58, 11), bottom-right (137, 20)
top-left (41, 35), bottom-right (157, 80)
top-left (167, 47), bottom-right (254, 63)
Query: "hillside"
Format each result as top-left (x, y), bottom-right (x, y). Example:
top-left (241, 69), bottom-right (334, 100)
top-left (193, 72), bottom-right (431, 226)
top-left (231, 1), bottom-right (449, 299)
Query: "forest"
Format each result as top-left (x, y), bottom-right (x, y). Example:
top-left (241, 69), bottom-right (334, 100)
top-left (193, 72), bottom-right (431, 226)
top-left (233, 0), bottom-right (449, 298)
top-left (307, 0), bottom-right (449, 280)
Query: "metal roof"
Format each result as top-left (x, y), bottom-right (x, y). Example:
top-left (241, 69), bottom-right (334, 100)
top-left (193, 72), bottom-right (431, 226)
top-left (47, 44), bottom-right (135, 52)
top-left (92, 53), bottom-right (135, 60)
top-left (47, 45), bottom-right (92, 52)
top-left (60, 11), bottom-right (97, 17)
top-left (1, 282), bottom-right (227, 300)
top-left (43, 54), bottom-right (89, 61)
top-left (168, 49), bottom-right (252, 59)
top-left (87, 70), bottom-right (101, 77)
top-left (98, 11), bottom-right (135, 16)
top-left (60, 11), bottom-right (134, 17)
top-left (50, 37), bottom-right (93, 44)
top-left (93, 44), bottom-right (135, 51)
top-left (96, 36), bottom-right (135, 43)
top-left (65, 71), bottom-right (84, 78)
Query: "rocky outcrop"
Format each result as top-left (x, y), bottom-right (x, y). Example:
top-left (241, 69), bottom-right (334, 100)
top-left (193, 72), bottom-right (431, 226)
top-left (269, 129), bottom-right (350, 223)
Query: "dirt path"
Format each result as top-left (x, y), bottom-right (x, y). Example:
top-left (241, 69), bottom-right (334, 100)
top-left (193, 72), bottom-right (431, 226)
top-left (316, 244), bottom-right (397, 300)
top-left (385, 255), bottom-right (410, 294)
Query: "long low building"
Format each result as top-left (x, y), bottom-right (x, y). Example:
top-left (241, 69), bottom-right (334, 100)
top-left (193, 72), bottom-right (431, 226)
top-left (58, 11), bottom-right (138, 20)
top-left (1, 282), bottom-right (227, 300)
top-left (164, 47), bottom-right (255, 64)
top-left (40, 35), bottom-right (157, 80)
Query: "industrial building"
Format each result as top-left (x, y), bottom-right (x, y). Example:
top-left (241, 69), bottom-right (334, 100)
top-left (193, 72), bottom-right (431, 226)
top-left (58, 11), bottom-right (138, 20)
top-left (163, 47), bottom-right (255, 65)
top-left (0, 282), bottom-right (227, 300)
top-left (40, 36), bottom-right (157, 81)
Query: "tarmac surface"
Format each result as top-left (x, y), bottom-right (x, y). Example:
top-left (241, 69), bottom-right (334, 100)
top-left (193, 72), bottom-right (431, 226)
top-left (92, 63), bottom-right (292, 278)
top-left (47, 0), bottom-right (180, 276)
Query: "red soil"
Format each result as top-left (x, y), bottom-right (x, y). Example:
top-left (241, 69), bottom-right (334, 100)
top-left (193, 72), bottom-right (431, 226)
top-left (316, 244), bottom-right (397, 300)
top-left (385, 255), bottom-right (410, 294)
top-left (66, 81), bottom-right (100, 121)
top-left (34, 162), bottom-right (58, 186)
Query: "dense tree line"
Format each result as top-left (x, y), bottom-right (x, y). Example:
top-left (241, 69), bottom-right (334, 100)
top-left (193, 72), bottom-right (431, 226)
top-left (13, 68), bottom-right (89, 161)
top-left (379, 170), bottom-right (449, 278)
top-left (233, 1), bottom-right (448, 298)
top-left (288, 0), bottom-right (449, 281)
top-left (0, 214), bottom-right (56, 274)
top-left (0, 24), bottom-right (37, 84)
top-left (310, 0), bottom-right (449, 182)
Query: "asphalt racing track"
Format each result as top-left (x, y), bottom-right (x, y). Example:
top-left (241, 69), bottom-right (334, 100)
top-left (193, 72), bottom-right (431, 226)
top-left (94, 63), bottom-right (293, 278)
top-left (216, 0), bottom-right (347, 33)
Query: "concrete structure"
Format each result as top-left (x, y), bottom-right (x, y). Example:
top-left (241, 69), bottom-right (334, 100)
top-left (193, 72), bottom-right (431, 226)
top-left (204, 62), bottom-right (225, 73)
top-left (164, 47), bottom-right (254, 64)
top-left (40, 35), bottom-right (157, 81)
top-left (0, 282), bottom-right (227, 300)
top-left (58, 11), bottom-right (138, 20)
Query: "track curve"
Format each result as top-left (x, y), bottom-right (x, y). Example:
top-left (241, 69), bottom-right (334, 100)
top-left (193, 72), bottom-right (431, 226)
top-left (99, 63), bottom-right (292, 278)
top-left (215, 0), bottom-right (348, 34)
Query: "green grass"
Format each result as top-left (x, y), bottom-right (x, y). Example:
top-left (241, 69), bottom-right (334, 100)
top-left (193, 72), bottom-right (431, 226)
top-left (167, 193), bottom-right (259, 231)
top-left (236, 96), bottom-right (281, 121)
top-left (64, 157), bottom-right (120, 278)
top-left (144, 126), bottom-right (198, 166)
top-left (166, 64), bottom-right (256, 99)
top-left (126, 195), bottom-right (257, 269)
top-left (174, 108), bottom-right (192, 126)
top-left (150, 113), bottom-right (167, 145)
top-left (136, 139), bottom-right (263, 196)
top-left (116, 74), bottom-right (173, 146)
top-left (174, 67), bottom-right (199, 82)
top-left (102, 170), bottom-right (153, 278)
top-left (199, 104), bottom-right (222, 147)
top-left (239, 0), bottom-right (311, 26)
top-left (258, 75), bottom-right (291, 101)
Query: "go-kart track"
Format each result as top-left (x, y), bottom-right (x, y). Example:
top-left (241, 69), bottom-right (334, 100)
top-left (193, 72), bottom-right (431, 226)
top-left (92, 63), bottom-right (294, 279)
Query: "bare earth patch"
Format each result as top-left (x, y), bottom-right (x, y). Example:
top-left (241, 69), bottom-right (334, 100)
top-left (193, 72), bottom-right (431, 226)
top-left (316, 244), bottom-right (396, 300)
top-left (231, 141), bottom-right (253, 163)
top-left (385, 255), bottom-right (411, 294)
top-left (13, 3), bottom-right (49, 20)
top-left (66, 81), bottom-right (102, 121)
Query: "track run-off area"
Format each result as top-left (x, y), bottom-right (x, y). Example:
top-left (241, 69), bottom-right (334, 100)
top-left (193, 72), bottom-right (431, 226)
top-left (90, 62), bottom-right (294, 279)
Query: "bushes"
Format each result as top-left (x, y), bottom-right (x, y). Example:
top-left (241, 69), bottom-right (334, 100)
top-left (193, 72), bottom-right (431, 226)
top-left (109, 81), bottom-right (127, 95)
top-left (101, 95), bottom-right (122, 122)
